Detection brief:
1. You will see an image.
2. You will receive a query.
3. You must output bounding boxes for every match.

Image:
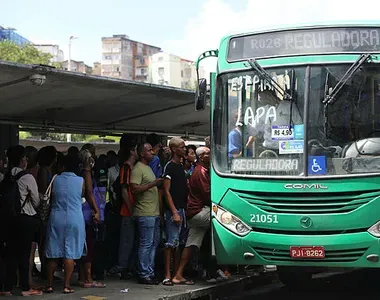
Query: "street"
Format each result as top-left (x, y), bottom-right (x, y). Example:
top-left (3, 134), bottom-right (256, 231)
top-left (232, 269), bottom-right (380, 300)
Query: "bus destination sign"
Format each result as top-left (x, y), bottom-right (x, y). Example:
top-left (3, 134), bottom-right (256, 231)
top-left (228, 27), bottom-right (380, 61)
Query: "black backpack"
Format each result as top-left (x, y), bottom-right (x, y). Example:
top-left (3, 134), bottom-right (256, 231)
top-left (0, 170), bottom-right (28, 220)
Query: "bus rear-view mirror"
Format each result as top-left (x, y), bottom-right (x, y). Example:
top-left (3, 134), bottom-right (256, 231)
top-left (195, 78), bottom-right (207, 111)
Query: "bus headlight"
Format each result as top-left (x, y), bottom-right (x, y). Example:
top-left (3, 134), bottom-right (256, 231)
top-left (212, 204), bottom-right (251, 236)
top-left (368, 221), bottom-right (380, 237)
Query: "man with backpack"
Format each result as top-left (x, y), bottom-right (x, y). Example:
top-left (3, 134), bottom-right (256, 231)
top-left (0, 145), bottom-right (41, 296)
top-left (117, 139), bottom-right (138, 280)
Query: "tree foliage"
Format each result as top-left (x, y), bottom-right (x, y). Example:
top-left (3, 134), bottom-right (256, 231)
top-left (0, 40), bottom-right (52, 65)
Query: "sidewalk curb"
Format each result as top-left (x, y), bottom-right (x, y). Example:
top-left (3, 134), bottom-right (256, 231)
top-left (157, 274), bottom-right (275, 300)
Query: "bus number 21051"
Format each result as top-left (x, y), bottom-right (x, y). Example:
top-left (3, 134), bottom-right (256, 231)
top-left (250, 214), bottom-right (279, 224)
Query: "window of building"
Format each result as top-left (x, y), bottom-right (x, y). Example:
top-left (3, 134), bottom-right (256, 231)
top-left (158, 67), bottom-right (164, 76)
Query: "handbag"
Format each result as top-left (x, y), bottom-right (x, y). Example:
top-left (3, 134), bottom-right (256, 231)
top-left (38, 174), bottom-right (57, 222)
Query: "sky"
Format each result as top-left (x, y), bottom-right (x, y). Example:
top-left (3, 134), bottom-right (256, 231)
top-left (1, 0), bottom-right (380, 75)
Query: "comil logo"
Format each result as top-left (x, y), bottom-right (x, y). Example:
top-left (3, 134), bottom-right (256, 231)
top-left (284, 184), bottom-right (328, 190)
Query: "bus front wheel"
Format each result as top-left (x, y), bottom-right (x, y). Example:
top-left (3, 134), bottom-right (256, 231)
top-left (277, 266), bottom-right (313, 289)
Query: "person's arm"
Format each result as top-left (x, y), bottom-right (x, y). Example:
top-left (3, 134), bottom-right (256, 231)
top-left (37, 167), bottom-right (48, 194)
top-left (199, 168), bottom-right (211, 206)
top-left (26, 175), bottom-right (40, 209)
top-left (162, 164), bottom-right (181, 224)
top-left (228, 130), bottom-right (242, 158)
top-left (82, 159), bottom-right (100, 222)
top-left (246, 136), bottom-right (254, 147)
top-left (158, 188), bottom-right (164, 226)
top-left (121, 185), bottom-right (133, 214)
top-left (130, 179), bottom-right (162, 194)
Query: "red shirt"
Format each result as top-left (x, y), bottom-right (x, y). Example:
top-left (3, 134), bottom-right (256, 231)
top-left (186, 164), bottom-right (210, 218)
top-left (120, 161), bottom-right (134, 217)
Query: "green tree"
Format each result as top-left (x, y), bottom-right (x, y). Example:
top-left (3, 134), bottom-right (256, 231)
top-left (0, 40), bottom-right (53, 65)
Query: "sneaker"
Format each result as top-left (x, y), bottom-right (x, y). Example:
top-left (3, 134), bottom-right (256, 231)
top-left (21, 289), bottom-right (43, 296)
top-left (216, 269), bottom-right (229, 281)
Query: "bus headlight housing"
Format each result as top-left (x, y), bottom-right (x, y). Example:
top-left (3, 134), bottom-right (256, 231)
top-left (368, 221), bottom-right (380, 237)
top-left (212, 204), bottom-right (251, 236)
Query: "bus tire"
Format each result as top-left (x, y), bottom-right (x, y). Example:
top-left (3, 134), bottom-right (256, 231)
top-left (277, 266), bottom-right (313, 290)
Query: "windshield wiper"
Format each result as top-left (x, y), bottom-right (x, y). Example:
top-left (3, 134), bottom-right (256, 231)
top-left (247, 59), bottom-right (293, 101)
top-left (323, 54), bottom-right (372, 105)
top-left (247, 59), bottom-right (295, 128)
top-left (323, 54), bottom-right (372, 138)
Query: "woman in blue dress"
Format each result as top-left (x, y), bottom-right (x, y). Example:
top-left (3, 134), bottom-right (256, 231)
top-left (44, 155), bottom-right (86, 294)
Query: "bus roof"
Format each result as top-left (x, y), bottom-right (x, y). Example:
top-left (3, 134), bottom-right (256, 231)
top-left (220, 20), bottom-right (380, 42)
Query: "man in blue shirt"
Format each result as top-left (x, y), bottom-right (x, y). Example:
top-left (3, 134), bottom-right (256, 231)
top-left (146, 133), bottom-right (165, 178)
top-left (228, 111), bottom-right (254, 158)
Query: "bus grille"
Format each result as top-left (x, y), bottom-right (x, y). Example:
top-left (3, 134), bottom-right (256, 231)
top-left (254, 247), bottom-right (368, 262)
top-left (235, 190), bottom-right (380, 214)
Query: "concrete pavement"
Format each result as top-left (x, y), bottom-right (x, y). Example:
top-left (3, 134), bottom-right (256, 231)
top-left (8, 272), bottom-right (275, 299)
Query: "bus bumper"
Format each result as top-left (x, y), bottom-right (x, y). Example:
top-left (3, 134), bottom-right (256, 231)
top-left (212, 219), bottom-right (380, 267)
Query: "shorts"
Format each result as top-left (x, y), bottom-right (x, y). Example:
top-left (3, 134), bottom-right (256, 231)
top-left (185, 206), bottom-right (210, 249)
top-left (164, 209), bottom-right (187, 248)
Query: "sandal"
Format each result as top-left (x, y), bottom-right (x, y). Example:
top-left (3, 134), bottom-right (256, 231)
top-left (82, 281), bottom-right (106, 288)
top-left (63, 287), bottom-right (74, 294)
top-left (43, 286), bottom-right (54, 293)
top-left (172, 278), bottom-right (195, 285)
top-left (162, 278), bottom-right (174, 286)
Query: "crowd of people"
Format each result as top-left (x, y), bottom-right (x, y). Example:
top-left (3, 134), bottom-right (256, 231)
top-left (0, 133), bottom-right (230, 296)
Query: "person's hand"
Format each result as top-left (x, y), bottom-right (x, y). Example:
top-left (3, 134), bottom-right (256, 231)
top-left (83, 156), bottom-right (95, 170)
top-left (93, 210), bottom-right (100, 223)
top-left (172, 212), bottom-right (182, 225)
top-left (163, 147), bottom-right (171, 156)
top-left (154, 178), bottom-right (164, 187)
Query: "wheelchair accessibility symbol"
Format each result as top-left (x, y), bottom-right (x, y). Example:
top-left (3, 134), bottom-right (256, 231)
top-left (311, 159), bottom-right (322, 173)
top-left (308, 156), bottom-right (326, 175)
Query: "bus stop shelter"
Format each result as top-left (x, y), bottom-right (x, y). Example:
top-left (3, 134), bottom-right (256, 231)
top-left (0, 61), bottom-right (210, 151)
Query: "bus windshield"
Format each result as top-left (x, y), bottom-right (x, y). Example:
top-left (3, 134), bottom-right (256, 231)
top-left (213, 63), bottom-right (380, 177)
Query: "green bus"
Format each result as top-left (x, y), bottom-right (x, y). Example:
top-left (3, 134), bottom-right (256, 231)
top-left (194, 22), bottom-right (380, 286)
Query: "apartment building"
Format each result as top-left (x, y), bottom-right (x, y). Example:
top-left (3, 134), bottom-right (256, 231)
top-left (34, 44), bottom-right (64, 63)
top-left (92, 62), bottom-right (101, 75)
top-left (101, 34), bottom-right (161, 81)
top-left (149, 52), bottom-right (204, 90)
top-left (62, 60), bottom-right (93, 74)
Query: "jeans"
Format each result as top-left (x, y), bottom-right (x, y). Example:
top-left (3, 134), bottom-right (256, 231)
top-left (118, 216), bottom-right (136, 270)
top-left (164, 209), bottom-right (187, 248)
top-left (136, 216), bottom-right (160, 279)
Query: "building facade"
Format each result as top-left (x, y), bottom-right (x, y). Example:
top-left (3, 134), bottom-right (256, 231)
top-left (62, 60), bottom-right (92, 74)
top-left (101, 34), bottom-right (161, 81)
top-left (93, 62), bottom-right (101, 76)
top-left (34, 44), bottom-right (64, 63)
top-left (149, 52), bottom-right (204, 90)
top-left (0, 26), bottom-right (31, 46)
